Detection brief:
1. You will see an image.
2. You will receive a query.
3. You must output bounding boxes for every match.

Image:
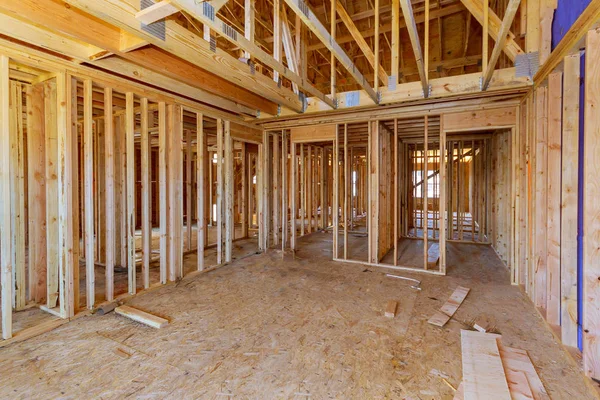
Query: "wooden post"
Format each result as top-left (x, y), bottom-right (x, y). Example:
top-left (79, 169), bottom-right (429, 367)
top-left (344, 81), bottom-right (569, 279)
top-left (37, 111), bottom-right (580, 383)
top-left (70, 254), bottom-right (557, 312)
top-left (308, 145), bottom-right (313, 234)
top-left (141, 98), bottom-right (150, 289)
top-left (546, 72), bottom-right (562, 326)
top-left (1, 54), bottom-right (12, 338)
top-left (8, 82), bottom-right (25, 310)
top-left (344, 125), bottom-right (348, 259)
top-left (170, 105), bottom-right (183, 279)
top-left (186, 129), bottom-right (192, 251)
top-left (300, 143), bottom-right (305, 236)
top-left (197, 113), bottom-right (205, 271)
top-left (583, 27), bottom-right (600, 380)
top-left (561, 53), bottom-right (580, 348)
top-left (56, 73), bottom-right (74, 317)
top-left (225, 121), bottom-right (233, 263)
top-left (125, 92), bottom-right (136, 295)
top-left (281, 130), bottom-right (288, 249)
top-left (45, 79), bottom-right (59, 309)
top-left (241, 143), bottom-right (247, 239)
top-left (291, 140), bottom-right (297, 250)
top-left (83, 79), bottom-right (95, 309)
top-left (26, 82), bottom-right (47, 304)
top-left (534, 86), bottom-right (548, 310)
top-left (273, 133), bottom-right (280, 244)
top-left (216, 119), bottom-right (223, 263)
top-left (158, 102), bottom-right (167, 284)
top-left (394, 119), bottom-right (398, 265)
top-left (423, 116), bottom-right (429, 270)
top-left (104, 88), bottom-right (115, 300)
top-left (333, 127), bottom-right (339, 259)
top-left (440, 118), bottom-right (446, 274)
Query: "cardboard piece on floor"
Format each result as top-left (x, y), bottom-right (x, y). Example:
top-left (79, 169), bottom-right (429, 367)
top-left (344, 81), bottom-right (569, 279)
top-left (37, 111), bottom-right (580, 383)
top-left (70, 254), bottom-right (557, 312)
top-left (428, 286), bottom-right (470, 327)
top-left (385, 300), bottom-right (398, 318)
top-left (115, 305), bottom-right (169, 328)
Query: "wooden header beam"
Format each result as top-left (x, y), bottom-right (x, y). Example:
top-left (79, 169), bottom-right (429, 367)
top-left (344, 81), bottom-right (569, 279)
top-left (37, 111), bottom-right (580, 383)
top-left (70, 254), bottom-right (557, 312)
top-left (283, 0), bottom-right (379, 104)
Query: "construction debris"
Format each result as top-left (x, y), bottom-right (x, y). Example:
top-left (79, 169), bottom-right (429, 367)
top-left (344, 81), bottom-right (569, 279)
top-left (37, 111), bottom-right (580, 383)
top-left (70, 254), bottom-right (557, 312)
top-left (385, 300), bottom-right (398, 318)
top-left (428, 286), bottom-right (470, 327)
top-left (454, 330), bottom-right (549, 400)
top-left (114, 305), bottom-right (169, 329)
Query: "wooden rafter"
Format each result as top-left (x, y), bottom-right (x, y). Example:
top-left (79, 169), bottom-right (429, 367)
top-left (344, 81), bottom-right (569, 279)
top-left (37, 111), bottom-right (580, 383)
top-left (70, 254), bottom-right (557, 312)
top-left (283, 0), bottom-right (379, 104)
top-left (171, 0), bottom-right (335, 108)
top-left (399, 0), bottom-right (428, 96)
top-left (459, 0), bottom-right (523, 61)
top-left (336, 0), bottom-right (388, 87)
top-left (481, 0), bottom-right (521, 90)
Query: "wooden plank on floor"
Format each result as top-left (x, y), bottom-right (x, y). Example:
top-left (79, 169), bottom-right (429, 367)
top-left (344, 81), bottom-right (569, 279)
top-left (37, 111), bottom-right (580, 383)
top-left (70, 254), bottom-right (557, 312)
top-left (114, 305), bottom-right (169, 328)
top-left (461, 330), bottom-right (511, 399)
top-left (428, 286), bottom-right (470, 327)
top-left (497, 343), bottom-right (549, 400)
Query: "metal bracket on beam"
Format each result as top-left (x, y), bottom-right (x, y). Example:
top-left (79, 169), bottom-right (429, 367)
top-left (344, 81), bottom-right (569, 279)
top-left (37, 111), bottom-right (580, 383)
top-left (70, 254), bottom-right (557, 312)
top-left (422, 84), bottom-right (432, 98)
top-left (376, 91), bottom-right (382, 104)
top-left (277, 104), bottom-right (281, 117)
top-left (479, 76), bottom-right (484, 91)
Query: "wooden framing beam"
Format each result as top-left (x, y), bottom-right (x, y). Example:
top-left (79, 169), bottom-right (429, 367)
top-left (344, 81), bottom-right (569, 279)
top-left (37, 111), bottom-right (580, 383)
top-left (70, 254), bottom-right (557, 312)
top-left (459, 0), bottom-right (523, 61)
top-left (104, 87), bottom-right (115, 300)
top-left (197, 112), bottom-right (205, 271)
top-left (391, 0), bottom-right (399, 84)
top-left (65, 0), bottom-right (305, 112)
top-left (481, 0), bottom-right (521, 91)
top-left (282, 0), bottom-right (379, 103)
top-left (0, 54), bottom-right (11, 339)
top-left (399, 0), bottom-right (428, 97)
top-left (0, 0), bottom-right (275, 116)
top-left (158, 102), bottom-right (167, 284)
top-left (170, 0), bottom-right (335, 109)
top-left (225, 120), bottom-right (233, 263)
top-left (560, 53), bottom-right (580, 348)
top-left (126, 92), bottom-right (136, 294)
top-left (583, 26), bottom-right (600, 381)
top-left (244, 0), bottom-right (254, 59)
top-left (83, 79), bottom-right (94, 309)
top-left (335, 0), bottom-right (388, 87)
top-left (141, 97), bottom-right (150, 289)
top-left (135, 0), bottom-right (178, 25)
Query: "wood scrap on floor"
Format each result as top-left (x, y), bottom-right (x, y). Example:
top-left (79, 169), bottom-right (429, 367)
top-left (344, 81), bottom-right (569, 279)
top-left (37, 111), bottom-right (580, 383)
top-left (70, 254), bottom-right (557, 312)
top-left (428, 286), bottom-right (470, 327)
top-left (385, 300), bottom-right (398, 318)
top-left (114, 305), bottom-right (169, 328)
top-left (460, 330), bottom-right (511, 399)
top-left (454, 330), bottom-right (549, 400)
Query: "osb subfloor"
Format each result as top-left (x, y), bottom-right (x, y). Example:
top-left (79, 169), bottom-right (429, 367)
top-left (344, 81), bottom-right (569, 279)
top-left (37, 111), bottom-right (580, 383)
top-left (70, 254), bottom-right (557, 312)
top-left (1, 232), bottom-right (598, 399)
